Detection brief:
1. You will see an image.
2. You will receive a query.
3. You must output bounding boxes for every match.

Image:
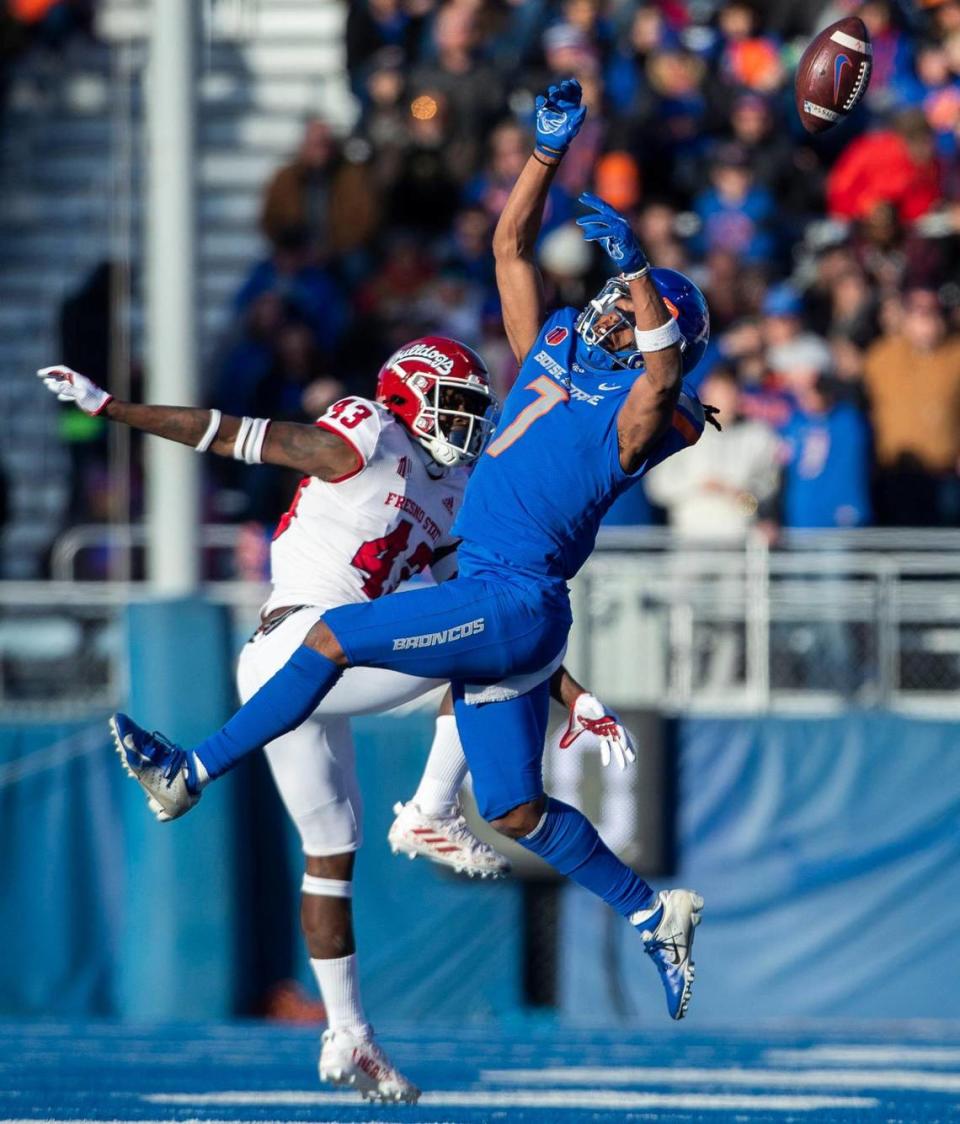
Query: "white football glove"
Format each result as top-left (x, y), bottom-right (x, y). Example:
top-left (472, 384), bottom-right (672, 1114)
top-left (37, 365), bottom-right (112, 415)
top-left (557, 692), bottom-right (637, 770)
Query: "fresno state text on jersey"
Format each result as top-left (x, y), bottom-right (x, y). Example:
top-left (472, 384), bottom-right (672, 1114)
top-left (265, 397), bottom-right (467, 614)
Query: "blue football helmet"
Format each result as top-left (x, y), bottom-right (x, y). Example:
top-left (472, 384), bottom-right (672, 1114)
top-left (575, 267), bottom-right (710, 376)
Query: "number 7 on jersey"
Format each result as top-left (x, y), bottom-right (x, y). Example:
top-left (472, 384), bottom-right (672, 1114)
top-left (485, 375), bottom-right (569, 458)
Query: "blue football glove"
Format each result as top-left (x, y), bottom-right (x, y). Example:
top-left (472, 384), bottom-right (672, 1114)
top-left (576, 191), bottom-right (649, 275)
top-left (535, 78), bottom-right (587, 160)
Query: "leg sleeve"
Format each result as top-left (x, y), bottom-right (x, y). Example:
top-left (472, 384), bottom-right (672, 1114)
top-left (452, 678), bottom-right (550, 822)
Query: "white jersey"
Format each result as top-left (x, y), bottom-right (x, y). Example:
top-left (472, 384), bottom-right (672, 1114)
top-left (263, 396), bottom-right (467, 615)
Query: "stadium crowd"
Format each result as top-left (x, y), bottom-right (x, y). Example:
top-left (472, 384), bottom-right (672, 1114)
top-left (61, 0), bottom-right (960, 544)
top-left (209, 0), bottom-right (960, 538)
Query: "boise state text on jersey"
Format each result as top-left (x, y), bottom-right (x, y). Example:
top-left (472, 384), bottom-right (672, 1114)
top-left (453, 306), bottom-right (705, 582)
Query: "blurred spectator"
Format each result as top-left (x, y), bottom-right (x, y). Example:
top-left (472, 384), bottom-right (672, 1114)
top-left (716, 0), bottom-right (785, 94)
top-left (864, 287), bottom-right (960, 525)
top-left (690, 142), bottom-right (777, 265)
top-left (727, 91), bottom-right (821, 218)
top-left (644, 366), bottom-right (780, 539)
top-left (538, 222), bottom-right (594, 310)
top-left (213, 292), bottom-right (285, 418)
top-left (389, 90), bottom-right (463, 232)
top-left (780, 375), bottom-right (872, 529)
top-left (346, 0), bottom-right (430, 94)
top-left (594, 150), bottom-right (642, 213)
top-left (357, 47), bottom-right (409, 185)
top-left (260, 119), bottom-right (380, 259)
top-left (856, 0), bottom-right (914, 110)
top-left (234, 226), bottom-right (344, 355)
top-left (353, 232), bottom-right (437, 354)
top-left (465, 121), bottom-right (573, 237)
top-left (630, 47), bottom-right (710, 199)
top-left (441, 204), bottom-right (495, 289)
top-left (410, 3), bottom-right (506, 173)
top-left (849, 199), bottom-right (946, 290)
top-left (252, 320), bottom-right (332, 420)
top-left (636, 199), bottom-right (688, 273)
top-left (827, 109), bottom-right (943, 223)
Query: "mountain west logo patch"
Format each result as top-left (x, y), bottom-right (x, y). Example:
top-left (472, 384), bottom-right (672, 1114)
top-left (545, 326), bottom-right (569, 346)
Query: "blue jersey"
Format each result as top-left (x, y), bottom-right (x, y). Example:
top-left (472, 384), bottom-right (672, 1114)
top-left (453, 307), bottom-right (705, 582)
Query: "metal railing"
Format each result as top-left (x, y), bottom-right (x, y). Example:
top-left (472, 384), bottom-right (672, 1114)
top-left (4, 525), bottom-right (960, 716)
top-left (570, 527), bottom-right (960, 714)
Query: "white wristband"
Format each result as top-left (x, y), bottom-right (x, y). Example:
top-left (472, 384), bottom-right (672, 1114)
top-left (619, 266), bottom-right (650, 282)
top-left (634, 317), bottom-right (682, 353)
top-left (195, 409), bottom-right (222, 453)
top-left (233, 416), bottom-right (270, 464)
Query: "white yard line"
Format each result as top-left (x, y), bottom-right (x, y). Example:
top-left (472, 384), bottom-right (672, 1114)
top-left (142, 1090), bottom-right (878, 1111)
top-left (479, 1065), bottom-right (960, 1092)
top-left (765, 1045), bottom-right (960, 1067)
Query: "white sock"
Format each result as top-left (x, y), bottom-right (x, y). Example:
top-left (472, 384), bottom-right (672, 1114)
top-left (193, 754), bottom-right (210, 789)
top-left (311, 953), bottom-right (370, 1039)
top-left (412, 714), bottom-right (468, 815)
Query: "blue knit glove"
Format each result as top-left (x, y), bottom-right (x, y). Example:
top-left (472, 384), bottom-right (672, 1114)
top-left (535, 78), bottom-right (587, 160)
top-left (576, 191), bottom-right (649, 275)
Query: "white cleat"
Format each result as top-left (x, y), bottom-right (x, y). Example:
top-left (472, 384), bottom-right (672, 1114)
top-left (631, 888), bottom-right (704, 1021)
top-left (318, 1027), bottom-right (420, 1104)
top-left (109, 712), bottom-right (201, 822)
top-left (388, 800), bottom-right (510, 879)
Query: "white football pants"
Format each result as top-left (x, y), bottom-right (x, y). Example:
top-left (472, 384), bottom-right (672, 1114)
top-left (236, 605), bottom-right (444, 857)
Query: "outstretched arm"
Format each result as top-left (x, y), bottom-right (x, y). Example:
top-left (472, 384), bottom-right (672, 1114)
top-left (492, 79), bottom-right (586, 364)
top-left (576, 194), bottom-right (683, 474)
top-left (36, 365), bottom-right (359, 482)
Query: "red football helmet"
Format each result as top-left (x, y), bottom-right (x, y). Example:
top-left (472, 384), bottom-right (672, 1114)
top-left (375, 336), bottom-right (498, 468)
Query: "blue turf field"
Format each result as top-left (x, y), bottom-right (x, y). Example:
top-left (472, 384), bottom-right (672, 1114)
top-left (3, 1019), bottom-right (960, 1124)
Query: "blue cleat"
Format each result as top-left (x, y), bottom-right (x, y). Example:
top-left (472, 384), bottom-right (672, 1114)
top-left (109, 712), bottom-right (201, 822)
top-left (631, 888), bottom-right (703, 1020)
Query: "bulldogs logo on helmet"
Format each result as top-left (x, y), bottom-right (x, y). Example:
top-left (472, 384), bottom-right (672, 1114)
top-left (376, 336), bottom-right (499, 469)
top-left (575, 267), bottom-right (710, 376)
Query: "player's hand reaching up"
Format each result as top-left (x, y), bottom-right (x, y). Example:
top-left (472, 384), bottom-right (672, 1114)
top-left (557, 692), bottom-right (637, 770)
top-left (577, 192), bottom-right (649, 277)
top-left (37, 365), bottom-right (112, 415)
top-left (535, 78), bottom-right (587, 161)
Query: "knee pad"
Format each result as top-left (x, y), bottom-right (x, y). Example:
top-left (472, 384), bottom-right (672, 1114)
top-left (293, 796), bottom-right (362, 857)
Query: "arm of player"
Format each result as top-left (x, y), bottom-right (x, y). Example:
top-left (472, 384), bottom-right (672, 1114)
top-left (492, 79), bottom-right (586, 364)
top-left (575, 195), bottom-right (684, 475)
top-left (36, 365), bottom-right (359, 482)
top-left (617, 271), bottom-right (684, 474)
top-left (549, 665), bottom-right (637, 770)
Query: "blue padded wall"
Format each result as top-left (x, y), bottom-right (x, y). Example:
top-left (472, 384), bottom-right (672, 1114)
top-left (559, 712), bottom-right (960, 1021)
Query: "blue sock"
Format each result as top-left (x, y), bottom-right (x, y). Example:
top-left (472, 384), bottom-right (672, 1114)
top-left (518, 797), bottom-right (655, 918)
top-left (194, 645), bottom-right (341, 780)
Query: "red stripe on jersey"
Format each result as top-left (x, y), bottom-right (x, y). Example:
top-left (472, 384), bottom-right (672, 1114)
top-left (273, 476), bottom-right (310, 540)
top-left (672, 408), bottom-right (699, 447)
top-left (314, 419), bottom-right (365, 482)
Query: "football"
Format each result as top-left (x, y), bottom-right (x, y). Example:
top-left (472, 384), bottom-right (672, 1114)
top-left (794, 17), bottom-right (872, 134)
